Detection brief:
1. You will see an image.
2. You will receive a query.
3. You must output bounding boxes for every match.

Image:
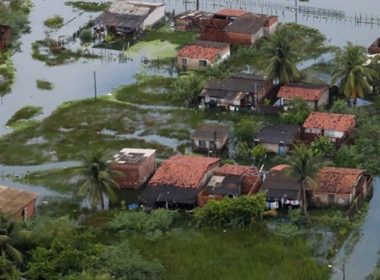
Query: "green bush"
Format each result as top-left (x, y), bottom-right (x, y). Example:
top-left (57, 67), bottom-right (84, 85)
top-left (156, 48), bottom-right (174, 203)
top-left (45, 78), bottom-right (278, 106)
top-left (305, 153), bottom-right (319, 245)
top-left (96, 241), bottom-right (166, 280)
top-left (6, 105), bottom-right (42, 127)
top-left (311, 136), bottom-right (335, 157)
top-left (36, 79), bottom-right (54, 90)
top-left (44, 15), bottom-right (64, 29)
top-left (79, 29), bottom-right (93, 43)
top-left (280, 98), bottom-right (311, 125)
top-left (193, 193), bottom-right (266, 228)
top-left (108, 209), bottom-right (177, 235)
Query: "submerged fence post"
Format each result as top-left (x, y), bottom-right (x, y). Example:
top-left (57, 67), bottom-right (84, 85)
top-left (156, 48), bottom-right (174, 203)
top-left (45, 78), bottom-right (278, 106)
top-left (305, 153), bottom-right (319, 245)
top-left (93, 71), bottom-right (97, 101)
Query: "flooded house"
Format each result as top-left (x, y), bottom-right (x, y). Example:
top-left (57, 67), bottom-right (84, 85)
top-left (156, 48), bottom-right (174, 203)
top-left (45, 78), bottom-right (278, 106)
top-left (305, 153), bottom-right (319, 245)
top-left (254, 124), bottom-right (299, 155)
top-left (368, 37), bottom-right (380, 54)
top-left (0, 25), bottom-right (11, 50)
top-left (199, 73), bottom-right (273, 111)
top-left (174, 10), bottom-right (213, 31)
top-left (110, 148), bottom-right (156, 189)
top-left (0, 186), bottom-right (37, 220)
top-left (260, 165), bottom-right (301, 209)
top-left (140, 155), bottom-right (220, 209)
top-left (96, 0), bottom-right (165, 35)
top-left (302, 112), bottom-right (355, 145)
top-left (177, 41), bottom-right (230, 71)
top-left (310, 167), bottom-right (373, 208)
top-left (199, 9), bottom-right (278, 45)
top-left (198, 164), bottom-right (261, 207)
top-left (277, 83), bottom-right (330, 110)
top-left (191, 123), bottom-right (229, 155)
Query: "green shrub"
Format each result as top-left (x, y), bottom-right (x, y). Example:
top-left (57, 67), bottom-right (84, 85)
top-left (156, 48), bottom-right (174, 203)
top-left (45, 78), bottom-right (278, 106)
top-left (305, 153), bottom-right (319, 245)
top-left (79, 29), bottom-right (93, 43)
top-left (108, 209), bottom-right (177, 236)
top-left (311, 136), bottom-right (335, 157)
top-left (6, 105), bottom-right (42, 127)
top-left (44, 15), bottom-right (64, 29)
top-left (36, 79), bottom-right (54, 90)
top-left (193, 193), bottom-right (266, 228)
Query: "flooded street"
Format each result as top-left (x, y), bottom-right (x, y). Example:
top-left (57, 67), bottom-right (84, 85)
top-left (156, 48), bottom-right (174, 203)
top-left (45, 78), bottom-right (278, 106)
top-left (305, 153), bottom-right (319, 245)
top-left (1, 0), bottom-right (380, 277)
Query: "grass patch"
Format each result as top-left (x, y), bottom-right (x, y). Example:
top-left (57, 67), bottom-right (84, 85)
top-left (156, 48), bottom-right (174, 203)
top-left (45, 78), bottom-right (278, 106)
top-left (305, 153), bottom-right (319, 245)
top-left (126, 40), bottom-right (179, 60)
top-left (0, 53), bottom-right (15, 96)
top-left (19, 166), bottom-right (82, 193)
top-left (36, 79), bottom-right (54, 90)
top-left (44, 15), bottom-right (64, 29)
top-left (113, 74), bottom-right (174, 105)
top-left (65, 1), bottom-right (110, 12)
top-left (6, 106), bottom-right (42, 127)
top-left (32, 39), bottom-right (100, 66)
top-left (0, 97), bottom-right (177, 165)
top-left (141, 25), bottom-right (197, 47)
top-left (131, 226), bottom-right (329, 280)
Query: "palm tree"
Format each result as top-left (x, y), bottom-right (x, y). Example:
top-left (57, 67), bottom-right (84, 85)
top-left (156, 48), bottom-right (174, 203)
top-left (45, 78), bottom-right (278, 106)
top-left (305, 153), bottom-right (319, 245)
top-left (284, 145), bottom-right (324, 216)
top-left (332, 42), bottom-right (377, 106)
top-left (0, 221), bottom-right (23, 264)
top-left (78, 151), bottom-right (120, 210)
top-left (263, 33), bottom-right (300, 85)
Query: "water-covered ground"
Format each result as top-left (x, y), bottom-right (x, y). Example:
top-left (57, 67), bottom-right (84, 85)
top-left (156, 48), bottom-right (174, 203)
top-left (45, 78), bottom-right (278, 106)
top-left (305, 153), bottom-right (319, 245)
top-left (2, 0), bottom-right (380, 277)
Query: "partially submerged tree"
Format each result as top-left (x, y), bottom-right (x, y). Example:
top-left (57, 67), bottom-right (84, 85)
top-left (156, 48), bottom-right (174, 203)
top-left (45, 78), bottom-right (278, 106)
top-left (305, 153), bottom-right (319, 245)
top-left (78, 151), bottom-right (120, 210)
top-left (332, 42), bottom-right (377, 106)
top-left (284, 145), bottom-right (324, 216)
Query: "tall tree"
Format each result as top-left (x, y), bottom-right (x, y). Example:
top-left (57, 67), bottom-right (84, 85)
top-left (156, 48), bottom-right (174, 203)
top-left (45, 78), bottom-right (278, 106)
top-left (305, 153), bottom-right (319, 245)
top-left (284, 145), bottom-right (324, 216)
top-left (78, 151), bottom-right (120, 210)
top-left (332, 42), bottom-right (377, 106)
top-left (263, 32), bottom-right (300, 85)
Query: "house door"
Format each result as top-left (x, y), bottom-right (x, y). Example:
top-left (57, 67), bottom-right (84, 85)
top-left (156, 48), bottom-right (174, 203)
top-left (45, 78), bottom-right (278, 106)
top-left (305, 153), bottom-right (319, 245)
top-left (328, 194), bottom-right (335, 205)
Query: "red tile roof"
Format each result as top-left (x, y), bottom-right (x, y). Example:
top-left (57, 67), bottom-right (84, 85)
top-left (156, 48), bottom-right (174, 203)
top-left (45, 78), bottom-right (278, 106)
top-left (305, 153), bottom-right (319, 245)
top-left (303, 112), bottom-right (355, 132)
top-left (215, 164), bottom-right (257, 176)
top-left (278, 83), bottom-right (329, 101)
top-left (316, 167), bottom-right (364, 194)
top-left (178, 41), bottom-right (229, 62)
top-left (148, 155), bottom-right (220, 189)
top-left (270, 164), bottom-right (290, 172)
top-left (216, 9), bottom-right (248, 17)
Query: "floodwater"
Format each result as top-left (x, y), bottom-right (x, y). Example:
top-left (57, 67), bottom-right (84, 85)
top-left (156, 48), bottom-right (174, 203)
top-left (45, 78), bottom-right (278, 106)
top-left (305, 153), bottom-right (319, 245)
top-left (1, 0), bottom-right (380, 277)
top-left (332, 179), bottom-right (380, 280)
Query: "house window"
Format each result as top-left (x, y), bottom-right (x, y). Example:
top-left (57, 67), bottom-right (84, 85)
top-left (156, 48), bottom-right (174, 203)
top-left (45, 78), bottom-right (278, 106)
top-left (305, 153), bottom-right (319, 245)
top-left (182, 58), bottom-right (187, 65)
top-left (328, 194), bottom-right (335, 205)
top-left (199, 60), bottom-right (207, 67)
top-left (199, 140), bottom-right (206, 148)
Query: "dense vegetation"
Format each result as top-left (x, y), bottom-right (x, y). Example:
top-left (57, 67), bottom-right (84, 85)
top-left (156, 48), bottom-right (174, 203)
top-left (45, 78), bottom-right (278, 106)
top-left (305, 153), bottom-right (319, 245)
top-left (43, 15), bottom-right (64, 29)
top-left (65, 1), bottom-right (110, 12)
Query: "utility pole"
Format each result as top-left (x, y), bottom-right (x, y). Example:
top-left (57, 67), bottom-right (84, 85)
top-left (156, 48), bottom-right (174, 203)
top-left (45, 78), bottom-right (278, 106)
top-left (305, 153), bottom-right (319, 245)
top-left (196, 0), bottom-right (200, 10)
top-left (295, 0), bottom-right (298, 24)
top-left (93, 71), bottom-right (97, 101)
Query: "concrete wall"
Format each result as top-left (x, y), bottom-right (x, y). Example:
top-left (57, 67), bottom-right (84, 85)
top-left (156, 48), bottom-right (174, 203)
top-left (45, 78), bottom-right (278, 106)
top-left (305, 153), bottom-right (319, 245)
top-left (226, 28), bottom-right (264, 45)
top-left (13, 199), bottom-right (36, 220)
top-left (310, 192), bottom-right (352, 207)
top-left (317, 89), bottom-right (329, 108)
top-left (111, 153), bottom-right (156, 189)
top-left (142, 5), bottom-right (165, 30)
top-left (0, 28), bottom-right (11, 50)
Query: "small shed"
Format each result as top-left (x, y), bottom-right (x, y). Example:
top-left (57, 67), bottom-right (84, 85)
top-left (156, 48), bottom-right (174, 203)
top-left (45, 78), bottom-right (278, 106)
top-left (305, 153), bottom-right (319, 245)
top-left (0, 186), bottom-right (37, 220)
top-left (110, 148), bottom-right (156, 189)
top-left (200, 73), bottom-right (273, 111)
top-left (174, 10), bottom-right (213, 31)
top-left (0, 25), bottom-right (11, 50)
top-left (260, 165), bottom-right (301, 209)
top-left (96, 1), bottom-right (165, 34)
top-left (198, 164), bottom-right (261, 207)
top-left (177, 41), bottom-right (230, 71)
top-left (277, 83), bottom-right (330, 110)
top-left (191, 123), bottom-right (229, 154)
top-left (254, 124), bottom-right (299, 155)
